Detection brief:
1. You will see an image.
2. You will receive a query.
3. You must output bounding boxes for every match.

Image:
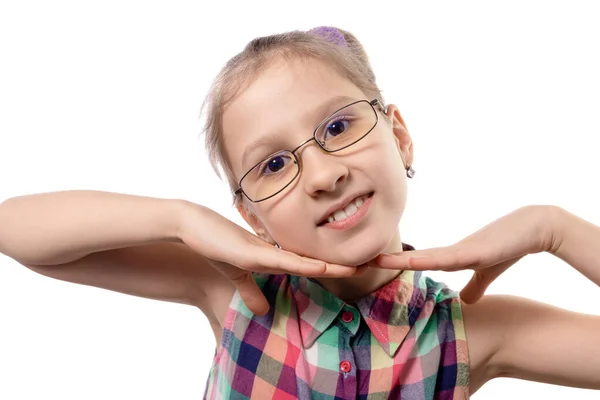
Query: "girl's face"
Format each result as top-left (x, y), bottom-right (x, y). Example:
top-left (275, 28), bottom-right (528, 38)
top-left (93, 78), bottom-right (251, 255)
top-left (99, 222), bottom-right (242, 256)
top-left (222, 57), bottom-right (413, 266)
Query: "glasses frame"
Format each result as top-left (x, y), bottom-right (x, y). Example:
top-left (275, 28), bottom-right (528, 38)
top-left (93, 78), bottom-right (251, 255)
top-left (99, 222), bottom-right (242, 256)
top-left (234, 98), bottom-right (385, 203)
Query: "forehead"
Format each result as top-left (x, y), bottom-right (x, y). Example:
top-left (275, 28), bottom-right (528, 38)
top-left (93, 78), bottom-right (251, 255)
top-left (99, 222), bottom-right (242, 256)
top-left (222, 57), bottom-right (367, 177)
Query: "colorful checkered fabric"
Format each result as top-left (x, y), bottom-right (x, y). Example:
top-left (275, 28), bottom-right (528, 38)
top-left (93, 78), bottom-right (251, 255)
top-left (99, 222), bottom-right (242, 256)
top-left (204, 257), bottom-right (470, 399)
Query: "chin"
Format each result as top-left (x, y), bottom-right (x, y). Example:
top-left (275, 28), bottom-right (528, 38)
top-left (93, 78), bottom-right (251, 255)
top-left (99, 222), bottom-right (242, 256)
top-left (321, 235), bottom-right (392, 267)
top-left (287, 202), bottom-right (401, 266)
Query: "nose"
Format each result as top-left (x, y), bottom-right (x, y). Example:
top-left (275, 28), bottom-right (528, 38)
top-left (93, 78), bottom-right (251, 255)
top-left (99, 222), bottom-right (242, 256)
top-left (299, 146), bottom-right (349, 196)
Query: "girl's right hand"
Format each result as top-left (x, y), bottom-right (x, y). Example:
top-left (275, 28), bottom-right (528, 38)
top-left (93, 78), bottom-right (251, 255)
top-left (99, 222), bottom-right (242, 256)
top-left (177, 203), bottom-right (363, 315)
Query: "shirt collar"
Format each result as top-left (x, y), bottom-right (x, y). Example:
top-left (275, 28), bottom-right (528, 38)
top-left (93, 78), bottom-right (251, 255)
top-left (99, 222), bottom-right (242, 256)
top-left (290, 243), bottom-right (426, 358)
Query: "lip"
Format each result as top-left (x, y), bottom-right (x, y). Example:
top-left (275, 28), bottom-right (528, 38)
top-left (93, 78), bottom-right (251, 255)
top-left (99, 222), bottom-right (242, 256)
top-left (317, 191), bottom-right (374, 227)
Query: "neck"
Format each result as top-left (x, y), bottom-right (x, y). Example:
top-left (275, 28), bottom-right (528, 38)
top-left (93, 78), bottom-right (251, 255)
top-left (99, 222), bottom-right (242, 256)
top-left (315, 230), bottom-right (405, 302)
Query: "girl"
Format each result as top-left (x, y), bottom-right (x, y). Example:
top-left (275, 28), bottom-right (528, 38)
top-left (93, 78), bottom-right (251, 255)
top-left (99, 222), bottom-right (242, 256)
top-left (1, 23), bottom-right (599, 400)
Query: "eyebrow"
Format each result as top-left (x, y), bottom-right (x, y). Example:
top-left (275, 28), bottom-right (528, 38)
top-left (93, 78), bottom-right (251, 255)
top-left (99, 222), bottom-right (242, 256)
top-left (240, 95), bottom-right (359, 169)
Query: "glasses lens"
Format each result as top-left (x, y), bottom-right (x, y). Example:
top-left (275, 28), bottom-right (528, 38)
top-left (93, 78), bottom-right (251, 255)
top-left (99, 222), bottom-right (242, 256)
top-left (316, 100), bottom-right (377, 151)
top-left (240, 150), bottom-right (299, 202)
top-left (239, 100), bottom-right (378, 202)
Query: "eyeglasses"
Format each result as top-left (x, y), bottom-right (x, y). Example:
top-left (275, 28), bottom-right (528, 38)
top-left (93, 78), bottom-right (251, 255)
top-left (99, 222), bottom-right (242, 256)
top-left (234, 99), bottom-right (384, 203)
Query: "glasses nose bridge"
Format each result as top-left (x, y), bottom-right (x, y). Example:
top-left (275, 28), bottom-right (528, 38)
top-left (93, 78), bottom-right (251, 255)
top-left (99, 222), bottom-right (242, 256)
top-left (291, 135), bottom-right (323, 157)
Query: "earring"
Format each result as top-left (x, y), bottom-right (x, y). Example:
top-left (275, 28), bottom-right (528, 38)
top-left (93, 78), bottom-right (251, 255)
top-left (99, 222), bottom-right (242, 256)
top-left (274, 243), bottom-right (281, 249)
top-left (406, 165), bottom-right (415, 179)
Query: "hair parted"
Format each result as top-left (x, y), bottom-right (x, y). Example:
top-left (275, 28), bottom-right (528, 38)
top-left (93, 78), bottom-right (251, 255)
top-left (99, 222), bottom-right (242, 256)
top-left (200, 27), bottom-right (385, 206)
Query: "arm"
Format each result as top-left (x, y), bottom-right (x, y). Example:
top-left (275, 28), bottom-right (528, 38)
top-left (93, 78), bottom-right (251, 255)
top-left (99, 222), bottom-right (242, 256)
top-left (465, 294), bottom-right (600, 390)
top-left (375, 205), bottom-right (600, 390)
top-left (552, 207), bottom-right (600, 286)
top-left (489, 207), bottom-right (600, 388)
top-left (0, 190), bottom-right (183, 266)
top-left (0, 190), bottom-right (350, 317)
top-left (0, 191), bottom-right (228, 310)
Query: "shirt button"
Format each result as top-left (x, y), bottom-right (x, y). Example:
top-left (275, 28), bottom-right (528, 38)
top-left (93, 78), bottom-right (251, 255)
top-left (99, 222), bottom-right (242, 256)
top-left (341, 311), bottom-right (354, 323)
top-left (340, 360), bottom-right (352, 373)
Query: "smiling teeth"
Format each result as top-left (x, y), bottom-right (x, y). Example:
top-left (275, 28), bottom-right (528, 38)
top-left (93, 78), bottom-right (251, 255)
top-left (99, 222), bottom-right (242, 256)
top-left (327, 194), bottom-right (369, 223)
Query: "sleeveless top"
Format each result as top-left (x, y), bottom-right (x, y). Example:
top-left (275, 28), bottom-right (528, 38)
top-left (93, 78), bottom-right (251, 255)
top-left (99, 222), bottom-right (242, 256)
top-left (204, 249), bottom-right (470, 399)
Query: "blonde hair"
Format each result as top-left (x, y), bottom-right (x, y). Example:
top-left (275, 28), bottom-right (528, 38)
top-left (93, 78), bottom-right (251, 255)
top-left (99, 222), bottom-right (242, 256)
top-left (200, 27), bottom-right (385, 206)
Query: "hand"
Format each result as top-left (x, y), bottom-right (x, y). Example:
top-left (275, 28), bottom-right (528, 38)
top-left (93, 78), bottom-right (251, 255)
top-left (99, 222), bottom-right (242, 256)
top-left (177, 203), bottom-right (364, 315)
top-left (374, 205), bottom-right (559, 303)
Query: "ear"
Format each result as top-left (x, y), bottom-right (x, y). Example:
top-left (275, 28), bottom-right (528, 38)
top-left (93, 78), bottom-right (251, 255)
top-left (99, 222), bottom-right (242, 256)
top-left (385, 104), bottom-right (414, 168)
top-left (236, 201), bottom-right (276, 245)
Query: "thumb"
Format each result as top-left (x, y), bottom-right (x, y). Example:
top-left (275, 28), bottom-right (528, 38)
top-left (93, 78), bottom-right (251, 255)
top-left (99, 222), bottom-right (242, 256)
top-left (460, 259), bottom-right (517, 304)
top-left (230, 272), bottom-right (270, 316)
top-left (459, 271), bottom-right (489, 304)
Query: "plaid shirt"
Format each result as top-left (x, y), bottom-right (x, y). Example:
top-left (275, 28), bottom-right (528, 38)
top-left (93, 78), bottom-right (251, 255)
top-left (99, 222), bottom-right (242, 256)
top-left (204, 250), bottom-right (470, 399)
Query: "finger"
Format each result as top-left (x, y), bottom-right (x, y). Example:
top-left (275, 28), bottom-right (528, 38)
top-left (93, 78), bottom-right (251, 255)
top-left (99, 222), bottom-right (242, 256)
top-left (375, 247), bottom-right (475, 271)
top-left (444, 266), bottom-right (471, 272)
top-left (374, 248), bottom-right (447, 270)
top-left (230, 272), bottom-right (270, 316)
top-left (296, 255), bottom-right (360, 277)
top-left (320, 263), bottom-right (362, 278)
top-left (352, 263), bottom-right (369, 276)
top-left (241, 247), bottom-right (328, 276)
top-left (255, 262), bottom-right (358, 278)
top-left (372, 253), bottom-right (414, 269)
top-left (258, 262), bottom-right (361, 278)
top-left (254, 248), bottom-right (363, 278)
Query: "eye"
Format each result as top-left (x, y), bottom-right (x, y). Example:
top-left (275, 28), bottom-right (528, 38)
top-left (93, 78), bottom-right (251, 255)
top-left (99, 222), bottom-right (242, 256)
top-left (259, 153), bottom-right (293, 176)
top-left (324, 116), bottom-right (350, 140)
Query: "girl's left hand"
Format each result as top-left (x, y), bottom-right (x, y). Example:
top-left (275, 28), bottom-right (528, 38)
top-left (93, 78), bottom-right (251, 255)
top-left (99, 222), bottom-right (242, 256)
top-left (374, 205), bottom-right (561, 304)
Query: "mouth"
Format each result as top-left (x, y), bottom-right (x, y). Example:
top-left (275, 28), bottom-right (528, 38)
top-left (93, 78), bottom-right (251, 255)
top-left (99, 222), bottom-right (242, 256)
top-left (317, 192), bottom-right (374, 228)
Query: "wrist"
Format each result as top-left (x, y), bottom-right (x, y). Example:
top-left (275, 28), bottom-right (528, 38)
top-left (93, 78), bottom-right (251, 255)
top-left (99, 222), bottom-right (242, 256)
top-left (520, 204), bottom-right (564, 253)
top-left (168, 199), bottom-right (198, 244)
top-left (543, 205), bottom-right (567, 254)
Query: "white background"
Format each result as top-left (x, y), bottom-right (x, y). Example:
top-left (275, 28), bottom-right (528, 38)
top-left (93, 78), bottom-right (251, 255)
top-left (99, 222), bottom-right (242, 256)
top-left (1, 1), bottom-right (599, 399)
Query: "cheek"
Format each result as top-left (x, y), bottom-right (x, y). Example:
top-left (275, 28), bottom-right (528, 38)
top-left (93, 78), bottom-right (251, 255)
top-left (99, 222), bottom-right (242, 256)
top-left (371, 136), bottom-right (407, 178)
top-left (372, 141), bottom-right (409, 205)
top-left (260, 199), bottom-right (311, 239)
top-left (264, 207), bottom-right (318, 257)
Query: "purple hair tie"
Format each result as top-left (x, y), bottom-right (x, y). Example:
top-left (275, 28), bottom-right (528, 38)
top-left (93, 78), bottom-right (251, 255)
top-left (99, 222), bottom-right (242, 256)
top-left (307, 26), bottom-right (347, 47)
